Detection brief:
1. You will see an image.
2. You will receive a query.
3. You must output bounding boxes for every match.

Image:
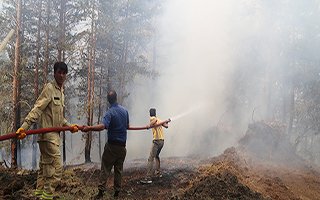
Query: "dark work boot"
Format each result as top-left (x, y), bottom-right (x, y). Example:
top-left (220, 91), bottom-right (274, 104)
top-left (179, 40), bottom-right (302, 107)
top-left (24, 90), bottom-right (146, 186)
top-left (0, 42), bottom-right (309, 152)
top-left (114, 190), bottom-right (120, 198)
top-left (94, 189), bottom-right (104, 200)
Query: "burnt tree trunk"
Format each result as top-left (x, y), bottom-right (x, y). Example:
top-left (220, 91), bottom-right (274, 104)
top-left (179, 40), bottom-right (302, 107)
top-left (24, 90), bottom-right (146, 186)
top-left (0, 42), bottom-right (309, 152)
top-left (85, 1), bottom-right (97, 163)
top-left (11, 0), bottom-right (22, 168)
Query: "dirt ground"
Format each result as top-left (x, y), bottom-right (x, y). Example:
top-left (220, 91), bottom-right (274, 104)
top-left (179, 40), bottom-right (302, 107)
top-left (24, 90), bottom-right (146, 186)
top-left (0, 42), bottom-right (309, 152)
top-left (1, 121), bottom-right (320, 199)
top-left (1, 148), bottom-right (320, 200)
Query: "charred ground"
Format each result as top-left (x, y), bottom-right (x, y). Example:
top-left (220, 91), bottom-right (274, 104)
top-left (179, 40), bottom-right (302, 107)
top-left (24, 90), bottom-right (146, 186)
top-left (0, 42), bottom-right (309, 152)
top-left (1, 121), bottom-right (320, 200)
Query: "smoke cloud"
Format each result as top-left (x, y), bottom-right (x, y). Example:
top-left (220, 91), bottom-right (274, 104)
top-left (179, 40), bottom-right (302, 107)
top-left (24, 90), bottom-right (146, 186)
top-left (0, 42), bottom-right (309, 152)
top-left (128, 0), bottom-right (241, 159)
top-left (126, 0), bottom-right (319, 160)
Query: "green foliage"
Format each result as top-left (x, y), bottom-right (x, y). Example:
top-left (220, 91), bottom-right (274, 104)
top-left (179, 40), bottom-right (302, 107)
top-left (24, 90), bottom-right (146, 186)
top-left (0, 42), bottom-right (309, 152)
top-left (0, 62), bottom-right (13, 128)
top-left (0, 0), bottom-right (161, 164)
top-left (92, 0), bottom-right (159, 104)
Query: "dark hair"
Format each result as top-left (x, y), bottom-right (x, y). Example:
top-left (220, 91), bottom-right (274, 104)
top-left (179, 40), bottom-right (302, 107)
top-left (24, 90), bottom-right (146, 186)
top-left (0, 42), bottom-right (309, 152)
top-left (149, 108), bottom-right (156, 117)
top-left (107, 90), bottom-right (117, 104)
top-left (54, 62), bottom-right (68, 74)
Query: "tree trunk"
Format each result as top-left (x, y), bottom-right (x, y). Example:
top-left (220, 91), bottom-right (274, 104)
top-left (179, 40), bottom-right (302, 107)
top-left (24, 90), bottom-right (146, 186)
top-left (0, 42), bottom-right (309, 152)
top-left (58, 0), bottom-right (67, 165)
top-left (44, 0), bottom-right (51, 84)
top-left (118, 37), bottom-right (128, 105)
top-left (32, 0), bottom-right (43, 170)
top-left (85, 49), bottom-right (92, 162)
top-left (85, 42), bottom-right (92, 163)
top-left (85, 1), bottom-right (97, 163)
top-left (97, 65), bottom-right (103, 160)
top-left (0, 29), bottom-right (14, 52)
top-left (118, 5), bottom-right (129, 105)
top-left (58, 0), bottom-right (66, 61)
top-left (287, 82), bottom-right (295, 135)
top-left (103, 39), bottom-right (113, 144)
top-left (11, 0), bottom-right (22, 168)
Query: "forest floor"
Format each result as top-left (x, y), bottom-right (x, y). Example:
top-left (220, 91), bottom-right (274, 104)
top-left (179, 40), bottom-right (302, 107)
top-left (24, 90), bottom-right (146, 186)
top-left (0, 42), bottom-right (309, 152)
top-left (1, 121), bottom-right (320, 200)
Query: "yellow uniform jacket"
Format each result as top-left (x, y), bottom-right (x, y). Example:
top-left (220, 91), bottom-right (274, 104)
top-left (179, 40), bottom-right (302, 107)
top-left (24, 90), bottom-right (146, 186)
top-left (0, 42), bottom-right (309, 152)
top-left (21, 80), bottom-right (70, 145)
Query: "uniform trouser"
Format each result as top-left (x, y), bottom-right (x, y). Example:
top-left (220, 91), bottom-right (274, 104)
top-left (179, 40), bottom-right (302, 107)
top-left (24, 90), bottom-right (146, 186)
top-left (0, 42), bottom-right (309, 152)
top-left (98, 143), bottom-right (127, 192)
top-left (36, 141), bottom-right (62, 194)
top-left (147, 140), bottom-right (164, 177)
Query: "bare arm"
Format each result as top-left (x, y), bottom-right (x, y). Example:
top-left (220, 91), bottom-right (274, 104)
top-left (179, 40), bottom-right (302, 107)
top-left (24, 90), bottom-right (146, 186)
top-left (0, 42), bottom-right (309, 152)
top-left (82, 124), bottom-right (105, 132)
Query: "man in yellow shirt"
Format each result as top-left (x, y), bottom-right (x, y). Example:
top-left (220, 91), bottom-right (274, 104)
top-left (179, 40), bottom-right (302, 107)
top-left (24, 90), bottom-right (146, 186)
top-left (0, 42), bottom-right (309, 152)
top-left (15, 61), bottom-right (78, 199)
top-left (141, 108), bottom-right (170, 184)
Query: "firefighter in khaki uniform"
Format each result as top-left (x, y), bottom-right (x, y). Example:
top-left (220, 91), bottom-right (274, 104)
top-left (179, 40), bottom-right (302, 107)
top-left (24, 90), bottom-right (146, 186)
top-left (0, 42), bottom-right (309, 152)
top-left (15, 62), bottom-right (78, 200)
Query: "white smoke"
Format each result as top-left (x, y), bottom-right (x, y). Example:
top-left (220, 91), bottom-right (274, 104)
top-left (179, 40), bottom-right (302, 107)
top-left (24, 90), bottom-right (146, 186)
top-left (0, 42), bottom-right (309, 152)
top-left (127, 0), bottom-right (243, 159)
top-left (127, 0), bottom-right (318, 160)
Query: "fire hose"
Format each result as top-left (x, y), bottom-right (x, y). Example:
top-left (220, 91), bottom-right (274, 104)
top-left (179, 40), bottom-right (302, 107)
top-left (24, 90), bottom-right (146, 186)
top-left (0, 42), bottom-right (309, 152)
top-left (127, 119), bottom-right (171, 130)
top-left (0, 119), bottom-right (171, 142)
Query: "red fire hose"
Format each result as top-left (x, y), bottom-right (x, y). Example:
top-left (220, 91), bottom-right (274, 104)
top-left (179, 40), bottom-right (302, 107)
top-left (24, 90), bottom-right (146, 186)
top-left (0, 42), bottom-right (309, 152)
top-left (128, 119), bottom-right (171, 130)
top-left (0, 119), bottom-right (171, 141)
top-left (0, 126), bottom-right (85, 142)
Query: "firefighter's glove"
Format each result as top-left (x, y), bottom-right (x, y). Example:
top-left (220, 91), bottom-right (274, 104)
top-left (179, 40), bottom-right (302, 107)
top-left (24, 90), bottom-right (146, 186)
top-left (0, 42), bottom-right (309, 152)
top-left (16, 128), bottom-right (27, 140)
top-left (70, 124), bottom-right (79, 133)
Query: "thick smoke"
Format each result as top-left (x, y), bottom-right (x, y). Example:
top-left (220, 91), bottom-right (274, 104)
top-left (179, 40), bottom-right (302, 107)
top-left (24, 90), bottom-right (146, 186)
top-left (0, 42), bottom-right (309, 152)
top-left (128, 0), bottom-right (245, 159)
top-left (127, 0), bottom-right (320, 161)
